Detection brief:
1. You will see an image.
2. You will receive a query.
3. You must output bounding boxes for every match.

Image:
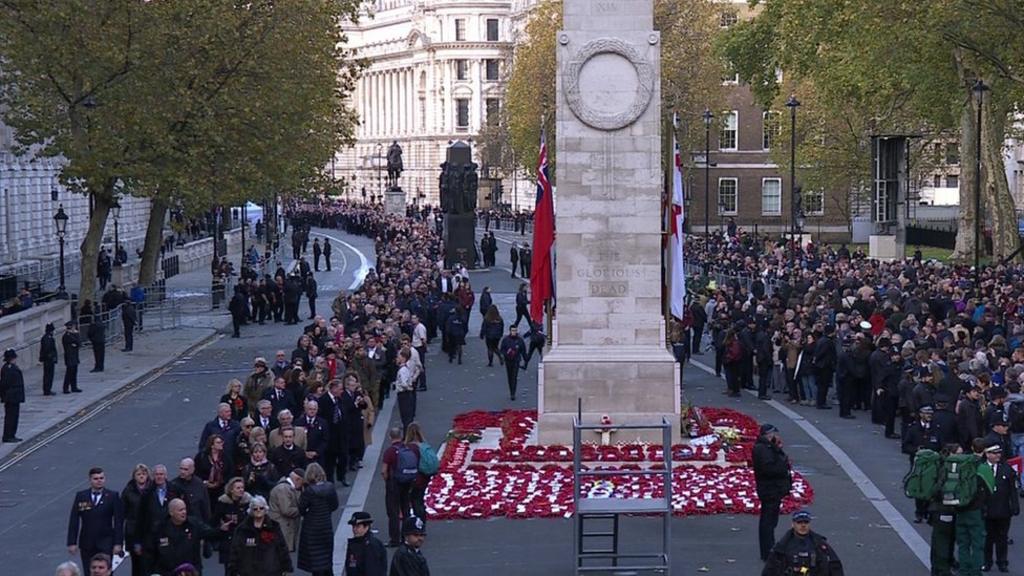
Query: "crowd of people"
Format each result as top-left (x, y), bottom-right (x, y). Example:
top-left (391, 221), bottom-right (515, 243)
top-left (56, 202), bottom-right (466, 576)
top-left (683, 231), bottom-right (1022, 574)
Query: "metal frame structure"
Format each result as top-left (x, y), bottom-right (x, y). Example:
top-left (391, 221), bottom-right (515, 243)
top-left (572, 409), bottom-right (672, 575)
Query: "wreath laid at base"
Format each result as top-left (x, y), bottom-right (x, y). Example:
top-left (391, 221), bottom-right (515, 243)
top-left (426, 407), bottom-right (813, 520)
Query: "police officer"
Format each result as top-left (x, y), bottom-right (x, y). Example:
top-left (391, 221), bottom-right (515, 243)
top-left (345, 511), bottom-right (387, 576)
top-left (902, 405), bottom-right (940, 523)
top-left (389, 516), bottom-right (429, 576)
top-left (0, 348), bottom-right (25, 442)
top-left (62, 321), bottom-right (82, 393)
top-left (762, 510), bottom-right (844, 576)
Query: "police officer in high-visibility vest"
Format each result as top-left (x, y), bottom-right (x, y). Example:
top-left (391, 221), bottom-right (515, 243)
top-left (762, 509), bottom-right (844, 576)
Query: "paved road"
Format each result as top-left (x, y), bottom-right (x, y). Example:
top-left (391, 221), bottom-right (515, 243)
top-left (9, 223), bottom-right (1023, 575)
top-left (0, 228), bottom-right (373, 574)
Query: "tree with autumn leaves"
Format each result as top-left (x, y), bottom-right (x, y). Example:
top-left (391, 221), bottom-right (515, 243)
top-left (0, 0), bottom-right (362, 297)
top-left (505, 0), bottom-right (725, 184)
top-left (719, 0), bottom-right (1024, 262)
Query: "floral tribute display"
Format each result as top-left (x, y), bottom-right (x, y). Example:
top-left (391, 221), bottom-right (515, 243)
top-left (426, 408), bottom-right (813, 520)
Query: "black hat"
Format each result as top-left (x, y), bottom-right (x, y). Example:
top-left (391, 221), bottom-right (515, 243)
top-left (989, 386), bottom-right (1008, 400)
top-left (934, 393), bottom-right (952, 404)
top-left (64, 320), bottom-right (75, 328)
top-left (2, 348), bottom-right (15, 361)
top-left (348, 511), bottom-right (373, 526)
top-left (759, 424), bottom-right (779, 436)
top-left (402, 516), bottom-right (426, 535)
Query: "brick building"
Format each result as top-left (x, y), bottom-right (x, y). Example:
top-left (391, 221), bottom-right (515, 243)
top-left (687, 3), bottom-right (851, 241)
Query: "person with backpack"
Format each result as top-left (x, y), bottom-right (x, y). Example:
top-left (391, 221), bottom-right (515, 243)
top-left (928, 443), bottom-right (963, 576)
top-left (499, 326), bottom-right (527, 401)
top-left (722, 328), bottom-right (743, 398)
top-left (981, 444), bottom-right (1019, 572)
top-left (404, 423), bottom-right (438, 522)
top-left (946, 438), bottom-right (996, 576)
top-left (381, 427), bottom-right (417, 547)
top-left (903, 405), bottom-right (941, 523)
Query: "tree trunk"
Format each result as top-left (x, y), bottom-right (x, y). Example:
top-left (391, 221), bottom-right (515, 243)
top-left (981, 99), bottom-right (1020, 262)
top-left (137, 195), bottom-right (169, 286)
top-left (78, 190), bottom-right (113, 305)
top-left (950, 100), bottom-right (978, 263)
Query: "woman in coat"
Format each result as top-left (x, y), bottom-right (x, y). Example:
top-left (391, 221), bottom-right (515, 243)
top-left (219, 379), bottom-right (248, 422)
top-left (121, 463), bottom-right (152, 576)
top-left (196, 434), bottom-right (233, 505)
top-left (297, 463), bottom-right (339, 576)
top-left (213, 477), bottom-right (251, 574)
top-left (241, 443), bottom-right (279, 499)
top-left (480, 305), bottom-right (505, 367)
top-left (229, 495), bottom-right (292, 576)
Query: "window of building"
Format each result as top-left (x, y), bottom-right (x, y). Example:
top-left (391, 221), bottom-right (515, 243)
top-left (945, 143), bottom-right (960, 165)
top-left (455, 18), bottom-right (466, 41)
top-left (456, 98), bottom-right (470, 130)
top-left (761, 178), bottom-right (782, 215)
top-left (485, 59), bottom-right (500, 81)
top-left (718, 178), bottom-right (738, 215)
top-left (933, 175), bottom-right (942, 188)
top-left (455, 59), bottom-right (468, 80)
top-left (762, 111), bottom-right (781, 150)
top-left (720, 11), bottom-right (738, 28)
top-left (804, 189), bottom-right (824, 215)
top-left (946, 174), bottom-right (959, 188)
top-left (486, 98), bottom-right (500, 126)
top-left (486, 18), bottom-right (499, 41)
top-left (720, 111), bottom-right (738, 150)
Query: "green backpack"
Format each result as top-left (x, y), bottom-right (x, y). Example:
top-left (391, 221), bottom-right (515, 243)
top-left (940, 454), bottom-right (982, 507)
top-left (903, 449), bottom-right (942, 500)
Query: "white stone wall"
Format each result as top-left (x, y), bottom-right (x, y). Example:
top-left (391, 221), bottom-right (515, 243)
top-left (0, 121), bottom-right (151, 270)
top-left (335, 0), bottom-right (535, 208)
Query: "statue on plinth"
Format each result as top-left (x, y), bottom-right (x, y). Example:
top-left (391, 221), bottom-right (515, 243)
top-left (386, 140), bottom-right (403, 189)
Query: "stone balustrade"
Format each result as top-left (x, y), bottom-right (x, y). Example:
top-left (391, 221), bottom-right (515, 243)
top-left (0, 299), bottom-right (72, 362)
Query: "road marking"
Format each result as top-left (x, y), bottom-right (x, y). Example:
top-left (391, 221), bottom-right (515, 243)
top-left (0, 332), bottom-right (223, 475)
top-left (313, 230), bottom-right (369, 290)
top-left (333, 393), bottom-right (397, 574)
top-left (688, 358), bottom-right (932, 569)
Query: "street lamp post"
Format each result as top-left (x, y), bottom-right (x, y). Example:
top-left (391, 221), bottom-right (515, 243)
top-left (54, 204), bottom-right (69, 298)
top-left (111, 200), bottom-right (121, 267)
top-left (973, 79), bottom-right (989, 294)
top-left (702, 108), bottom-right (714, 237)
top-left (785, 95), bottom-right (801, 241)
top-left (376, 143), bottom-right (384, 201)
top-left (241, 203), bottom-right (247, 272)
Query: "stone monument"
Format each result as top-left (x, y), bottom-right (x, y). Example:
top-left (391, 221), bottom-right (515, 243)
top-left (537, 0), bottom-right (679, 443)
top-left (440, 141), bottom-right (479, 268)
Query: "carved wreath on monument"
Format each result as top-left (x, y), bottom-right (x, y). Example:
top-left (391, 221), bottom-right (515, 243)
top-left (562, 37), bottom-right (656, 131)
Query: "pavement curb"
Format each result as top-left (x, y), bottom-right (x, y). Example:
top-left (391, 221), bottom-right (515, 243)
top-left (0, 325), bottom-right (225, 472)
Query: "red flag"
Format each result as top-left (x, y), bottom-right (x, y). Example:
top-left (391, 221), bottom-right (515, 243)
top-left (530, 130), bottom-right (554, 323)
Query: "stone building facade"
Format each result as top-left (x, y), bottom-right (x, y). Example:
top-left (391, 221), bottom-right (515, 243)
top-left (0, 120), bottom-right (150, 274)
top-left (335, 0), bottom-right (535, 208)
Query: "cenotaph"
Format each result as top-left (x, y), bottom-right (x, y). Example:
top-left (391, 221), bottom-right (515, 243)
top-left (537, 0), bottom-right (679, 443)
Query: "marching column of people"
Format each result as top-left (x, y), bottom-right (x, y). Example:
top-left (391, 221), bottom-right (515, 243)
top-left (58, 202), bottom-right (447, 576)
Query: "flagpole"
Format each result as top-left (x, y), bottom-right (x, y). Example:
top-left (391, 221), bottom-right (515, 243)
top-left (662, 113), bottom-right (673, 348)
